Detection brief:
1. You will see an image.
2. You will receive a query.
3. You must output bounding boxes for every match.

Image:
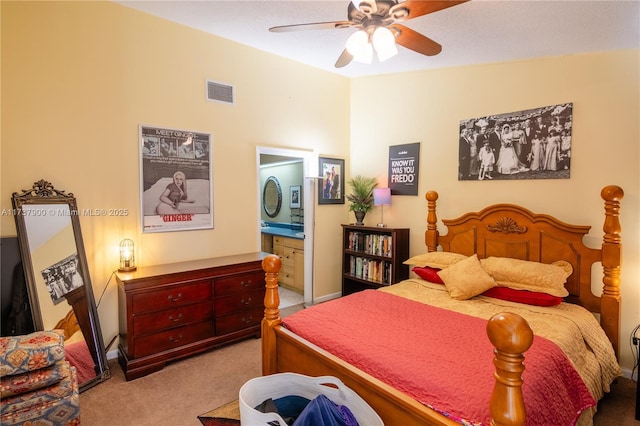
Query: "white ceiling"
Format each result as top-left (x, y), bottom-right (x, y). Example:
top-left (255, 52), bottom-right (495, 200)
top-left (116, 0), bottom-right (640, 78)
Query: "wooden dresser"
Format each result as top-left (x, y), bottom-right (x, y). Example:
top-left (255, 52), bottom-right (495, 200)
top-left (117, 252), bottom-right (267, 380)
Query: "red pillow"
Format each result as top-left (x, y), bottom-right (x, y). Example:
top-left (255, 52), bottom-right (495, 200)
top-left (481, 286), bottom-right (563, 307)
top-left (412, 266), bottom-right (444, 284)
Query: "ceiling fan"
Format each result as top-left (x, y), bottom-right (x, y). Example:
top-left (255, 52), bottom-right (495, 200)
top-left (269, 0), bottom-right (469, 68)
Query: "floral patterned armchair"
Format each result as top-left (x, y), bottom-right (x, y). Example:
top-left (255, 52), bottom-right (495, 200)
top-left (0, 330), bottom-right (80, 425)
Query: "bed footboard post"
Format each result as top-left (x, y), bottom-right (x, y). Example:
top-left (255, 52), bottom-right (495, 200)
top-left (600, 185), bottom-right (623, 357)
top-left (261, 254), bottom-right (282, 376)
top-left (425, 191), bottom-right (439, 252)
top-left (487, 313), bottom-right (534, 426)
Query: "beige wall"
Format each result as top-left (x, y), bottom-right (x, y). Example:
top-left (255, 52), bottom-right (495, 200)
top-left (349, 50), bottom-right (640, 372)
top-left (1, 1), bottom-right (350, 345)
top-left (2, 2), bottom-right (638, 373)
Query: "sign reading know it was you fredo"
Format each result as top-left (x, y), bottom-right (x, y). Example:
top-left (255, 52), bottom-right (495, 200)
top-left (388, 143), bottom-right (420, 196)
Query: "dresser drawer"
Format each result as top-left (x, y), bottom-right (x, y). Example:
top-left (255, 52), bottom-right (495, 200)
top-left (133, 301), bottom-right (213, 335)
top-left (215, 272), bottom-right (264, 297)
top-left (133, 321), bottom-right (214, 358)
top-left (214, 288), bottom-right (264, 317)
top-left (132, 280), bottom-right (212, 313)
top-left (215, 307), bottom-right (263, 335)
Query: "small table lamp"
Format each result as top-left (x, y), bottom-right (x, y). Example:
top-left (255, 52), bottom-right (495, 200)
top-left (373, 188), bottom-right (391, 227)
top-left (118, 239), bottom-right (137, 272)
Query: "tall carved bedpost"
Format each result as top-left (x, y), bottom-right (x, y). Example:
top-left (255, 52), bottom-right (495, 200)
top-left (425, 191), bottom-right (439, 252)
top-left (487, 313), bottom-right (533, 426)
top-left (262, 254), bottom-right (282, 375)
top-left (600, 185), bottom-right (623, 357)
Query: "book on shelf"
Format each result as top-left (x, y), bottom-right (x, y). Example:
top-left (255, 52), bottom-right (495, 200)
top-left (347, 231), bottom-right (393, 257)
top-left (348, 255), bottom-right (392, 284)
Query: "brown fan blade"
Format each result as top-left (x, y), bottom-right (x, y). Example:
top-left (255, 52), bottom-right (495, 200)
top-left (401, 0), bottom-right (469, 20)
top-left (390, 24), bottom-right (442, 56)
top-left (335, 49), bottom-right (354, 68)
top-left (269, 21), bottom-right (354, 32)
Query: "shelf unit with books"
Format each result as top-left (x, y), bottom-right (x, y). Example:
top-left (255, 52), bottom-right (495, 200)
top-left (341, 224), bottom-right (410, 296)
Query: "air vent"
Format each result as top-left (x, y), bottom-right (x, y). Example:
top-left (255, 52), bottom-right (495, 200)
top-left (207, 80), bottom-right (234, 105)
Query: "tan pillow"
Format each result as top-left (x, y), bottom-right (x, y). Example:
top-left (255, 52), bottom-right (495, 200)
top-left (403, 252), bottom-right (468, 269)
top-left (480, 257), bottom-right (572, 297)
top-left (437, 254), bottom-right (496, 300)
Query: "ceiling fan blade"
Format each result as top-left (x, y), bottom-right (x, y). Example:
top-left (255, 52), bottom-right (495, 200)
top-left (390, 24), bottom-right (442, 56)
top-left (269, 21), bottom-right (354, 32)
top-left (335, 49), bottom-right (354, 68)
top-left (400, 0), bottom-right (469, 20)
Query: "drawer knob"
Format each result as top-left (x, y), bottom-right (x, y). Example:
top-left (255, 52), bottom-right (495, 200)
top-left (243, 316), bottom-right (253, 324)
top-left (241, 297), bottom-right (252, 305)
top-left (241, 280), bottom-right (252, 287)
top-left (169, 333), bottom-right (183, 343)
top-left (169, 313), bottom-right (183, 322)
top-left (168, 293), bottom-right (183, 302)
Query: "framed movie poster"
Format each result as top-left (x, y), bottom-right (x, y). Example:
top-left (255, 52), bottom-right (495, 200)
top-left (318, 157), bottom-right (345, 205)
top-left (388, 142), bottom-right (420, 196)
top-left (458, 102), bottom-right (572, 181)
top-left (140, 125), bottom-right (213, 233)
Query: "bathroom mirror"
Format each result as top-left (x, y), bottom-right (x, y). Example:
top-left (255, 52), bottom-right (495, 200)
top-left (11, 180), bottom-right (110, 392)
top-left (263, 176), bottom-right (282, 218)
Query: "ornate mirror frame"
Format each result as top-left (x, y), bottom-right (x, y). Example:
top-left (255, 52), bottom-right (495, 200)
top-left (11, 180), bottom-right (110, 391)
top-left (263, 176), bottom-right (282, 218)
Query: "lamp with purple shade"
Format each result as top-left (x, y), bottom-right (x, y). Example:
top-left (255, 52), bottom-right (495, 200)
top-left (373, 187), bottom-right (391, 228)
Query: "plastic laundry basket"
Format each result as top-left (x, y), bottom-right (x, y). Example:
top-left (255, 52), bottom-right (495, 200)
top-left (238, 372), bottom-right (383, 425)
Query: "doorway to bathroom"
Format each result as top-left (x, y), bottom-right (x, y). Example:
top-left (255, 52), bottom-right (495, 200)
top-left (257, 146), bottom-right (317, 308)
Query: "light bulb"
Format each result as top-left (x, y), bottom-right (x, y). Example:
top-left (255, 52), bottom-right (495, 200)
top-left (346, 30), bottom-right (373, 64)
top-left (372, 27), bottom-right (398, 62)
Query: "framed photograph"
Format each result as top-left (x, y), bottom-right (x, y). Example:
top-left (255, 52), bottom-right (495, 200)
top-left (459, 102), bottom-right (572, 181)
top-left (290, 185), bottom-right (301, 208)
top-left (318, 157), bottom-right (345, 205)
top-left (139, 125), bottom-right (214, 233)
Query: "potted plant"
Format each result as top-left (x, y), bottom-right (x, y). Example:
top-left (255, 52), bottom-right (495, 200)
top-left (346, 175), bottom-right (377, 225)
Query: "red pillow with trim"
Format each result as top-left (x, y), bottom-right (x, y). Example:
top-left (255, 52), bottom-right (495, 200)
top-left (481, 286), bottom-right (563, 307)
top-left (412, 266), bottom-right (444, 284)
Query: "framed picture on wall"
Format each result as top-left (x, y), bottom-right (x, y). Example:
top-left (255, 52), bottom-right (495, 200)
top-left (290, 185), bottom-right (301, 208)
top-left (318, 157), bottom-right (345, 205)
top-left (139, 125), bottom-right (213, 233)
top-left (459, 102), bottom-right (573, 181)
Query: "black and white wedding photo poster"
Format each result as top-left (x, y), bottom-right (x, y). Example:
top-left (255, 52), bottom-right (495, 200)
top-left (388, 142), bottom-right (420, 195)
top-left (140, 125), bottom-right (213, 232)
top-left (458, 103), bottom-right (572, 181)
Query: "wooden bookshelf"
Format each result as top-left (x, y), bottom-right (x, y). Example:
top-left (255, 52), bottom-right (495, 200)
top-left (341, 224), bottom-right (409, 296)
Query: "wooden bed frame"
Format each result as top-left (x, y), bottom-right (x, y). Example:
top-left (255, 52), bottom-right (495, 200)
top-left (261, 185), bottom-right (623, 425)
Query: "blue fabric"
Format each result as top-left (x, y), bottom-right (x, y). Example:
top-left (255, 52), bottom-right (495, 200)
top-left (292, 394), bottom-right (359, 426)
top-left (273, 396), bottom-right (310, 420)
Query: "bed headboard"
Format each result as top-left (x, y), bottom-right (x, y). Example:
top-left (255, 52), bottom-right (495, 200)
top-left (424, 185), bottom-right (623, 357)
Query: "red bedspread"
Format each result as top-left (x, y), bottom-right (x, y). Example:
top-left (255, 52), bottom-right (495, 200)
top-left (283, 290), bottom-right (595, 425)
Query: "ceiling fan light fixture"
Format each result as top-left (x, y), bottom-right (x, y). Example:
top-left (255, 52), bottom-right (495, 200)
top-left (372, 26), bottom-right (398, 62)
top-left (346, 30), bottom-right (373, 64)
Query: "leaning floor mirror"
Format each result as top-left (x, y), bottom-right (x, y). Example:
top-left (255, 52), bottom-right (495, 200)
top-left (11, 180), bottom-right (110, 391)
